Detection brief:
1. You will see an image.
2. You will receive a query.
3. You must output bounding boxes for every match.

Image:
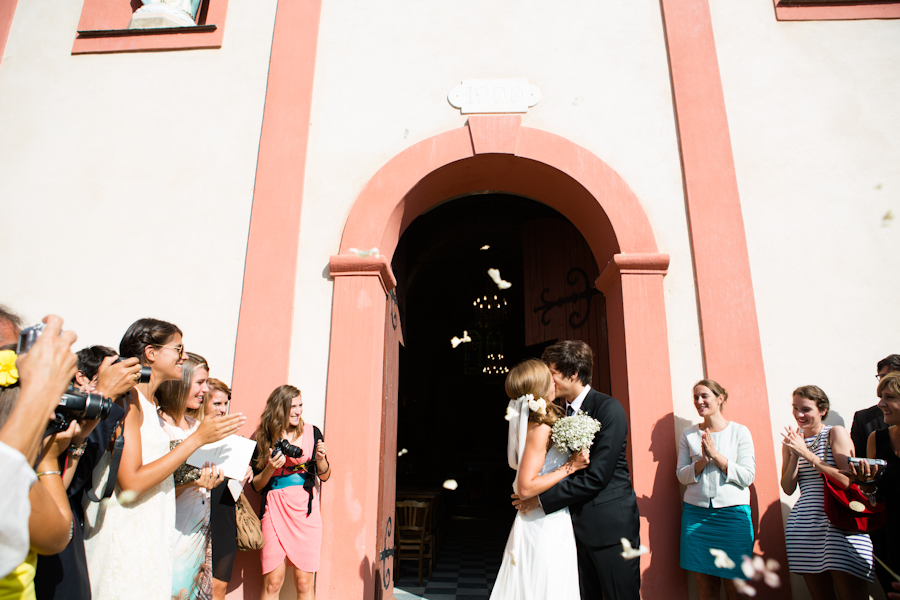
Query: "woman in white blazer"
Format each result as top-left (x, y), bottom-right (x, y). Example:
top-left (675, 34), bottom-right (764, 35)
top-left (676, 379), bottom-right (756, 600)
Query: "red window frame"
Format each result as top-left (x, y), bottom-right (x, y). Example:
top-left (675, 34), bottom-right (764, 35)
top-left (72, 0), bottom-right (228, 54)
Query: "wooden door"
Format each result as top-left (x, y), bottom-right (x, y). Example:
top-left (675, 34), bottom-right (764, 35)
top-left (375, 290), bottom-right (402, 599)
top-left (522, 219), bottom-right (611, 393)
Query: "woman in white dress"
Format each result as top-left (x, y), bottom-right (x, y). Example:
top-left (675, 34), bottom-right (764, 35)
top-left (158, 352), bottom-right (225, 600)
top-left (491, 359), bottom-right (589, 600)
top-left (83, 319), bottom-right (244, 600)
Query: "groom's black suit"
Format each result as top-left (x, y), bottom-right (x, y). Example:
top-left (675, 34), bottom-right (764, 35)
top-left (539, 387), bottom-right (641, 600)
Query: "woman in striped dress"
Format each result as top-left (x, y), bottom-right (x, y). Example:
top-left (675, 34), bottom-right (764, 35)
top-left (781, 385), bottom-right (873, 600)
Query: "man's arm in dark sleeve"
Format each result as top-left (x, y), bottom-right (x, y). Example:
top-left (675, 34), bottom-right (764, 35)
top-left (539, 397), bottom-right (627, 514)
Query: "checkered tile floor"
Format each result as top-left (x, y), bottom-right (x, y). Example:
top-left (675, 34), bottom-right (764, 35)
top-left (394, 515), bottom-right (511, 600)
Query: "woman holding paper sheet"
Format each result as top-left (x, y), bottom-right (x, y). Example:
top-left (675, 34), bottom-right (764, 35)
top-left (158, 353), bottom-right (225, 600)
top-left (83, 319), bottom-right (244, 600)
top-left (251, 385), bottom-right (331, 600)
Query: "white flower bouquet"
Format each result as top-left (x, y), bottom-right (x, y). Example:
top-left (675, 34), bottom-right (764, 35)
top-left (551, 412), bottom-right (602, 453)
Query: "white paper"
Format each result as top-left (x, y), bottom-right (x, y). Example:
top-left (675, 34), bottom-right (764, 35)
top-left (186, 435), bottom-right (257, 482)
top-left (226, 478), bottom-right (243, 502)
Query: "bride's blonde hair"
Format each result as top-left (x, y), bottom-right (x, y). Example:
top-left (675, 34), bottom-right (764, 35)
top-left (505, 359), bottom-right (563, 426)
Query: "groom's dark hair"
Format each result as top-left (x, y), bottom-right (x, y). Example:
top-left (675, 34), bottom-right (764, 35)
top-left (542, 340), bottom-right (593, 386)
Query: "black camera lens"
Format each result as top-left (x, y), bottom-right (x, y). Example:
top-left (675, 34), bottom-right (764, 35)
top-left (273, 438), bottom-right (303, 458)
top-left (45, 387), bottom-right (114, 435)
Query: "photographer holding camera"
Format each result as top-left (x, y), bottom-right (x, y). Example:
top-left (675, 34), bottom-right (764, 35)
top-left (0, 315), bottom-right (77, 592)
top-left (36, 345), bottom-right (143, 600)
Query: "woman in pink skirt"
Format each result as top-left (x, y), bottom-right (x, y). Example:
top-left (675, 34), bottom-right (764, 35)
top-left (251, 385), bottom-right (331, 600)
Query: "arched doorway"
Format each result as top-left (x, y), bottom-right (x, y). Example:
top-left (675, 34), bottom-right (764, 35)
top-left (319, 115), bottom-right (684, 600)
top-left (391, 193), bottom-right (615, 596)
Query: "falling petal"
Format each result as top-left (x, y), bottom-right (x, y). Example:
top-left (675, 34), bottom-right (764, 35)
top-left (509, 551), bottom-right (516, 566)
top-left (442, 479), bottom-right (458, 491)
top-left (462, 330), bottom-right (472, 343)
top-left (882, 210), bottom-right (894, 227)
top-left (347, 247), bottom-right (380, 257)
top-left (710, 548), bottom-right (735, 570)
top-left (451, 336), bottom-right (462, 348)
top-left (741, 555), bottom-right (755, 579)
top-left (117, 490), bottom-right (138, 506)
top-left (733, 579), bottom-right (757, 597)
top-left (480, 245), bottom-right (490, 250)
top-left (619, 538), bottom-right (649, 560)
top-left (397, 448), bottom-right (408, 457)
top-left (505, 406), bottom-right (520, 421)
top-left (487, 268), bottom-right (512, 290)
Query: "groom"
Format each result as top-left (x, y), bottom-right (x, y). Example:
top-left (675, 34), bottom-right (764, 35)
top-left (513, 340), bottom-right (641, 599)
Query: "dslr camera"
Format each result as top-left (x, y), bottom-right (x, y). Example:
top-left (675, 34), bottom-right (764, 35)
top-left (18, 323), bottom-right (114, 433)
top-left (272, 438), bottom-right (304, 459)
top-left (114, 356), bottom-right (151, 384)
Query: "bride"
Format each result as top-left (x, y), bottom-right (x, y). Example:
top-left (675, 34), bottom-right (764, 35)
top-left (491, 359), bottom-right (589, 600)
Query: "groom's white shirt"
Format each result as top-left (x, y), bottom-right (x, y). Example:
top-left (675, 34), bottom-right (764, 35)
top-left (565, 384), bottom-right (591, 414)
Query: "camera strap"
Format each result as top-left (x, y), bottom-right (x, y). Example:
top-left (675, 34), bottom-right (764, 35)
top-left (86, 430), bottom-right (124, 503)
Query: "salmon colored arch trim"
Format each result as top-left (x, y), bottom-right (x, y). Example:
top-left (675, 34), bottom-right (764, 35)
top-left (330, 254), bottom-right (397, 292)
top-left (596, 253), bottom-right (671, 292)
top-left (338, 115), bottom-right (659, 263)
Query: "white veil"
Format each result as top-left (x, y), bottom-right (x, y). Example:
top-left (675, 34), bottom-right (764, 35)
top-left (506, 397), bottom-right (531, 491)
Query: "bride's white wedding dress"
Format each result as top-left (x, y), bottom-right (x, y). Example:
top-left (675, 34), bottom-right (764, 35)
top-left (490, 399), bottom-right (581, 600)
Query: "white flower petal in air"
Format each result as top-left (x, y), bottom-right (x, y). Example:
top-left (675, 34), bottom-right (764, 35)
top-left (347, 247), bottom-right (380, 257)
top-left (487, 268), bottom-right (512, 290)
top-left (740, 555), bottom-right (781, 589)
top-left (442, 479), bottom-right (458, 491)
top-left (451, 336), bottom-right (462, 348)
top-left (619, 538), bottom-right (648, 560)
top-left (733, 579), bottom-right (757, 597)
top-left (480, 245), bottom-right (490, 250)
top-left (117, 490), bottom-right (138, 506)
top-left (505, 406), bottom-right (519, 421)
top-left (397, 448), bottom-right (408, 457)
top-left (461, 330), bottom-right (472, 343)
top-left (709, 548), bottom-right (735, 570)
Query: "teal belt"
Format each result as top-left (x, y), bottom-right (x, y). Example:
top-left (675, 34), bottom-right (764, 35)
top-left (270, 472), bottom-right (306, 491)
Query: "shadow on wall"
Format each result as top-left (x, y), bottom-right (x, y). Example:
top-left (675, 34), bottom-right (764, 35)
top-left (824, 410), bottom-right (846, 428)
top-left (229, 490), bottom-right (263, 600)
top-left (637, 412), bottom-right (692, 595)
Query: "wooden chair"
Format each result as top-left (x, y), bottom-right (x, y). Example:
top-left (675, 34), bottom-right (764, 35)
top-left (394, 500), bottom-right (434, 587)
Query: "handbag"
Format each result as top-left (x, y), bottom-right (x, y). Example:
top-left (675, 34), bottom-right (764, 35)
top-left (820, 429), bottom-right (885, 534)
top-left (236, 491), bottom-right (265, 551)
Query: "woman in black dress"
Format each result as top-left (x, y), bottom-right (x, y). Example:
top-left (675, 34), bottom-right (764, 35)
top-left (204, 378), bottom-right (240, 600)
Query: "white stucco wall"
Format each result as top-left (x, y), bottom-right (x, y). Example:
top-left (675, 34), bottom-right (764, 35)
top-left (0, 0), bottom-right (278, 386)
top-left (292, 0), bottom-right (705, 431)
top-left (709, 2), bottom-right (900, 598)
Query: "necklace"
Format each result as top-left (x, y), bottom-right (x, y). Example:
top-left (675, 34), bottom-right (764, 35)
top-left (805, 427), bottom-right (826, 451)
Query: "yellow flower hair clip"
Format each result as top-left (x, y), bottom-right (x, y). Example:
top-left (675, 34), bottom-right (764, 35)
top-left (0, 349), bottom-right (18, 387)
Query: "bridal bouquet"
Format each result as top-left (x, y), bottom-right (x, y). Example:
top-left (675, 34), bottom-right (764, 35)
top-left (551, 412), bottom-right (602, 454)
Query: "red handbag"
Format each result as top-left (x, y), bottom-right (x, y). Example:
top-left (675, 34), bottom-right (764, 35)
top-left (822, 471), bottom-right (885, 534)
top-left (819, 430), bottom-right (886, 534)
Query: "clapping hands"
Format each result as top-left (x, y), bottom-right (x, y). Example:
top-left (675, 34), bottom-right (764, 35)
top-left (781, 426), bottom-right (807, 456)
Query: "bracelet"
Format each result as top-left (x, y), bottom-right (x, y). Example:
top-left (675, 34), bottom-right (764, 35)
top-left (36, 471), bottom-right (62, 477)
top-left (68, 442), bottom-right (88, 457)
top-left (319, 462), bottom-right (331, 476)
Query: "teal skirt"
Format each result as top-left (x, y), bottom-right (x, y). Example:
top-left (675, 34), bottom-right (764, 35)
top-left (680, 502), bottom-right (753, 579)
